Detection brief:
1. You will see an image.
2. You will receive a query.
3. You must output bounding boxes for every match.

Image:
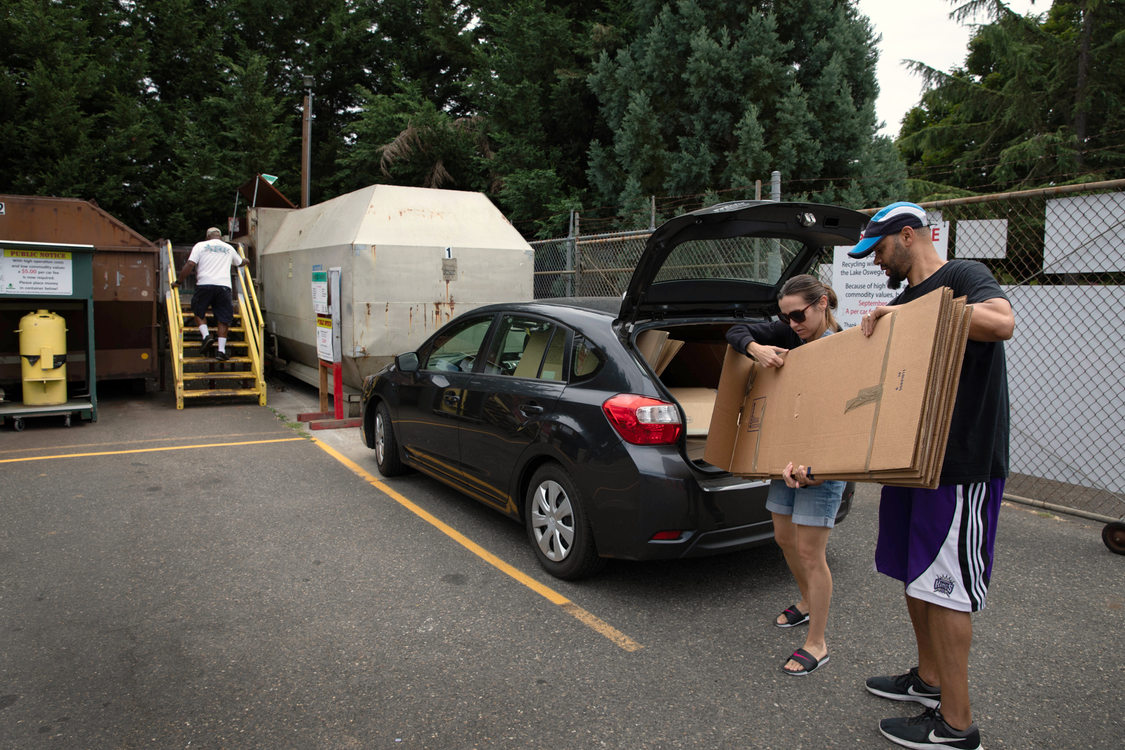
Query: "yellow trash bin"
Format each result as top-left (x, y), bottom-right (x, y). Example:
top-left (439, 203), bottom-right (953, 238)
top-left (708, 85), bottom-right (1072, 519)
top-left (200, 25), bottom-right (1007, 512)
top-left (18, 309), bottom-right (68, 406)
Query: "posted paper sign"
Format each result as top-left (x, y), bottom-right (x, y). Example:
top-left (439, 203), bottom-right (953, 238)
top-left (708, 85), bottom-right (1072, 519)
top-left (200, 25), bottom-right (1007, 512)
top-left (316, 314), bottom-right (334, 361)
top-left (0, 247), bottom-right (73, 295)
top-left (311, 267), bottom-right (329, 314)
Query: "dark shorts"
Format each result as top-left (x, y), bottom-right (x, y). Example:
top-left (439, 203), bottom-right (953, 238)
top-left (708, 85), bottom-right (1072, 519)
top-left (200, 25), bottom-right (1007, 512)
top-left (875, 479), bottom-right (1004, 612)
top-left (191, 285), bottom-right (234, 324)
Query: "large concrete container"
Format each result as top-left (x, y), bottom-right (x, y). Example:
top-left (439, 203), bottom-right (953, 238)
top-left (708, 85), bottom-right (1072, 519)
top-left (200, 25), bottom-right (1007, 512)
top-left (254, 185), bottom-right (534, 389)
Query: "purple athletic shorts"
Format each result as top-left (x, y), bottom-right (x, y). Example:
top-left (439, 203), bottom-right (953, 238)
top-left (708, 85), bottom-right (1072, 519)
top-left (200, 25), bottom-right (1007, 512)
top-left (875, 479), bottom-right (1004, 612)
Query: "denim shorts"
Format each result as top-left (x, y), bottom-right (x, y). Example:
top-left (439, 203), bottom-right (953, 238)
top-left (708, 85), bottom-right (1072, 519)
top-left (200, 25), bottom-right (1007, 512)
top-left (765, 478), bottom-right (847, 528)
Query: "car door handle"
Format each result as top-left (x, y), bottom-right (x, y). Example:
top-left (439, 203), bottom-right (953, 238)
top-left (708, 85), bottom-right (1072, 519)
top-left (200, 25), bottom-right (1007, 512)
top-left (520, 403), bottom-right (544, 415)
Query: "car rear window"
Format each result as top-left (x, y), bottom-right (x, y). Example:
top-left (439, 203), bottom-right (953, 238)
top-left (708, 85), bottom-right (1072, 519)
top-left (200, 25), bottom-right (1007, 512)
top-left (653, 236), bottom-right (807, 285)
top-left (571, 335), bottom-right (602, 380)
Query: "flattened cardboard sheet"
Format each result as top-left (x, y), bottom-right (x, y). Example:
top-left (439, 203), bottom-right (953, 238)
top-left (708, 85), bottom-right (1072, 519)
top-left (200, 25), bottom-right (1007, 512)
top-left (703, 288), bottom-right (972, 487)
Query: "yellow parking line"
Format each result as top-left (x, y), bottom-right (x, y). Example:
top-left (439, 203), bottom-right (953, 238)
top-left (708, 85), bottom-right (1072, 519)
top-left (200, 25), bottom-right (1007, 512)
top-left (0, 437), bottom-right (306, 463)
top-left (311, 436), bottom-right (643, 653)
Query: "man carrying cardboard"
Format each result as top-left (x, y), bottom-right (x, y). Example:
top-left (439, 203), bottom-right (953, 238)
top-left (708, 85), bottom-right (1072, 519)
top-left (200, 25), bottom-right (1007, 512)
top-left (851, 202), bottom-right (1015, 750)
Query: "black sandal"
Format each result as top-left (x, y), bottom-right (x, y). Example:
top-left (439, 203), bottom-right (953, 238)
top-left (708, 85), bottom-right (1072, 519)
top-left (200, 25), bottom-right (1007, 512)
top-left (775, 605), bottom-right (809, 628)
top-left (782, 647), bottom-right (829, 676)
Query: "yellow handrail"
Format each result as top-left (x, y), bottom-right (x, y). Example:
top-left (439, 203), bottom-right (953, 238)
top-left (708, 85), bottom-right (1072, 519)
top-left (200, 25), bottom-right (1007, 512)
top-left (235, 243), bottom-right (267, 405)
top-left (163, 240), bottom-right (185, 409)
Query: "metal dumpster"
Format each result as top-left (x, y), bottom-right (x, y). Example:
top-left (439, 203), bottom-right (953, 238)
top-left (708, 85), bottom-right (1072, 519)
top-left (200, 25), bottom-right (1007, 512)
top-left (0, 194), bottom-right (160, 387)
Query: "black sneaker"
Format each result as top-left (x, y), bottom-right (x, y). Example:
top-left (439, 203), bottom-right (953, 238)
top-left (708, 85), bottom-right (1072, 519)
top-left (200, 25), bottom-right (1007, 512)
top-left (214, 349), bottom-right (230, 362)
top-left (879, 707), bottom-right (981, 750)
top-left (866, 667), bottom-right (941, 708)
top-left (200, 334), bottom-right (216, 356)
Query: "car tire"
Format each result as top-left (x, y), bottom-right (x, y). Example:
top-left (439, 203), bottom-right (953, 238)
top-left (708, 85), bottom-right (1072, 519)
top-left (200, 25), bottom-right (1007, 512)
top-left (374, 401), bottom-right (407, 477)
top-left (525, 464), bottom-right (605, 580)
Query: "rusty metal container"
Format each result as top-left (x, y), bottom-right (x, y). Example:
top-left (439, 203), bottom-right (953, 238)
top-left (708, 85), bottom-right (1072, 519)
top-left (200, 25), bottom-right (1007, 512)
top-left (0, 195), bottom-right (159, 385)
top-left (253, 185), bottom-right (534, 390)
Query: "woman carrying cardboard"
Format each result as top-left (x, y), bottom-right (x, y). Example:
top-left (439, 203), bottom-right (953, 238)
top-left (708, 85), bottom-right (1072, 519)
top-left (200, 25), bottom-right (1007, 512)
top-left (725, 274), bottom-right (847, 676)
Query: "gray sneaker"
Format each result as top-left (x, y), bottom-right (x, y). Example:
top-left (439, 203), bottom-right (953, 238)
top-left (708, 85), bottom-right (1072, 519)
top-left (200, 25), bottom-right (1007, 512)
top-left (879, 707), bottom-right (981, 750)
top-left (865, 667), bottom-right (941, 709)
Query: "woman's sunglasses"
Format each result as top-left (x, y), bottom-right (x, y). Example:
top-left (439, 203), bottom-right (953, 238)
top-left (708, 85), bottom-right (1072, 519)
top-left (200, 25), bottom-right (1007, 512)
top-left (777, 301), bottom-right (814, 324)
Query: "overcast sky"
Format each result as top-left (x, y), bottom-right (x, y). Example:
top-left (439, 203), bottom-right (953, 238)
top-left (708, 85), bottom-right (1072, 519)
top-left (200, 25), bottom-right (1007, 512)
top-left (856, 0), bottom-right (1047, 137)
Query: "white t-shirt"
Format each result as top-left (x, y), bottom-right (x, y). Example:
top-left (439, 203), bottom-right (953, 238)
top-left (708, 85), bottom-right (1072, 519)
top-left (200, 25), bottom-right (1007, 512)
top-left (188, 239), bottom-right (242, 287)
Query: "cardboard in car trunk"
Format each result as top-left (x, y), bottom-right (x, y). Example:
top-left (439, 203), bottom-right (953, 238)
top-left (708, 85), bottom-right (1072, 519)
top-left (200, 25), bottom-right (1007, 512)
top-left (703, 288), bottom-right (972, 488)
top-left (668, 387), bottom-right (718, 436)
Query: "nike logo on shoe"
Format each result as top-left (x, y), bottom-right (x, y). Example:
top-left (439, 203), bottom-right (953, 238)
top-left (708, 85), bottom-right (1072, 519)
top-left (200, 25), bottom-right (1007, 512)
top-left (927, 730), bottom-right (967, 744)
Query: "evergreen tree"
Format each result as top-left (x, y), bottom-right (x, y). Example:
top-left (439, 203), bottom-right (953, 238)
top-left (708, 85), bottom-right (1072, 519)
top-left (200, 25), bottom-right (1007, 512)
top-left (586, 0), bottom-right (901, 217)
top-left (898, 0), bottom-right (1125, 195)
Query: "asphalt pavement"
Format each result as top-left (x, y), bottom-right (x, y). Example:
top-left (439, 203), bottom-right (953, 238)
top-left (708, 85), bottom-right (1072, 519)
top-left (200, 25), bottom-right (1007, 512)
top-left (1, 377), bottom-right (1121, 748)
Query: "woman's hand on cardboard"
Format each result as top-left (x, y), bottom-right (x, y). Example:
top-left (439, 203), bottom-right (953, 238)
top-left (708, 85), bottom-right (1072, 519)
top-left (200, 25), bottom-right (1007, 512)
top-left (783, 461), bottom-right (821, 489)
top-left (748, 342), bottom-right (788, 368)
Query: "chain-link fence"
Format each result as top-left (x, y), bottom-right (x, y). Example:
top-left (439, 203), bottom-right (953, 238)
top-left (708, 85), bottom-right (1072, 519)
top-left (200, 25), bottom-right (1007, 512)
top-left (530, 180), bottom-right (1125, 521)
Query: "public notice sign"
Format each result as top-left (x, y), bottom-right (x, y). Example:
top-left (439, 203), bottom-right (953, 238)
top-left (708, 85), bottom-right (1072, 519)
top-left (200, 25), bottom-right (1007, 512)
top-left (0, 247), bottom-right (73, 296)
top-left (316, 314), bottom-right (334, 361)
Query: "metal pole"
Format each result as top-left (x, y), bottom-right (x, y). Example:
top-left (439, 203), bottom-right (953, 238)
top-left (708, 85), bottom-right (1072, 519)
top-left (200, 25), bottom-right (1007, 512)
top-left (768, 171), bottom-right (781, 279)
top-left (302, 76), bottom-right (313, 208)
top-left (566, 210), bottom-right (576, 297)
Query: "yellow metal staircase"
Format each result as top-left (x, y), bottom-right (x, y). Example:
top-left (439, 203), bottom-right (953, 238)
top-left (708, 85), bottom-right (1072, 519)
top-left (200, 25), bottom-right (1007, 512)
top-left (163, 240), bottom-right (267, 409)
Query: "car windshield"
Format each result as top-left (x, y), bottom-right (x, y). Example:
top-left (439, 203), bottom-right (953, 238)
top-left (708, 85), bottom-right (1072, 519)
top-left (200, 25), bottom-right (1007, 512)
top-left (652, 236), bottom-right (807, 285)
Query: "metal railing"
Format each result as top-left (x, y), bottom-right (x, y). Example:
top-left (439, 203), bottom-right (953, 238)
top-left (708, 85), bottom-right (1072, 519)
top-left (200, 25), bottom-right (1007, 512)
top-left (162, 240), bottom-right (186, 409)
top-left (233, 245), bottom-right (266, 405)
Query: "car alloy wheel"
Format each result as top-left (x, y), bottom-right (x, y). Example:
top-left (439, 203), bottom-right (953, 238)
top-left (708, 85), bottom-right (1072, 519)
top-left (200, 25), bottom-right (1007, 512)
top-left (374, 401), bottom-right (405, 476)
top-left (525, 464), bottom-right (604, 580)
top-left (531, 479), bottom-right (575, 563)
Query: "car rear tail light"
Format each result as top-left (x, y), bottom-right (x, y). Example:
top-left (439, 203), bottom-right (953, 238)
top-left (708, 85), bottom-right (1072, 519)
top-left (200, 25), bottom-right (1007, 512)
top-left (602, 394), bottom-right (683, 445)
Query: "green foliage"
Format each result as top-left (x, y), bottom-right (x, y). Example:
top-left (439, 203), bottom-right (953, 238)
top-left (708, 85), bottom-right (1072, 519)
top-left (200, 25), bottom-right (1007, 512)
top-left (0, 0), bottom-right (920, 243)
top-left (586, 0), bottom-right (901, 216)
top-left (898, 0), bottom-right (1125, 197)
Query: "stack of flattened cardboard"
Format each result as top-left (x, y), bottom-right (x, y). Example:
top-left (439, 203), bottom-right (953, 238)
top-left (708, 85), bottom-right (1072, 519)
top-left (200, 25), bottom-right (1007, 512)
top-left (703, 288), bottom-right (972, 488)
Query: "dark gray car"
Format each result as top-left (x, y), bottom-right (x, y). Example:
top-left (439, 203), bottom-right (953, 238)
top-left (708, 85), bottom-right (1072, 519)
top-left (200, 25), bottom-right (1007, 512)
top-left (361, 200), bottom-right (868, 579)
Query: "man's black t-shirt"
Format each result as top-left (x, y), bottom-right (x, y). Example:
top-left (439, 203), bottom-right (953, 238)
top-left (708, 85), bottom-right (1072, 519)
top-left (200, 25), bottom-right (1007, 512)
top-left (890, 260), bottom-right (1010, 483)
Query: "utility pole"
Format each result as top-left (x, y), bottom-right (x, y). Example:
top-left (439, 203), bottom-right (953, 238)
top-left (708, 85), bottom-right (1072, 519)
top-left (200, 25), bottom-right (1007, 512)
top-left (301, 75), bottom-right (314, 208)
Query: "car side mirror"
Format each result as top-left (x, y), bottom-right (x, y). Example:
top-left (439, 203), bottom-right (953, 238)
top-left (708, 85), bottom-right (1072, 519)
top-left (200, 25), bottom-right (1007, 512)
top-left (396, 352), bottom-right (419, 373)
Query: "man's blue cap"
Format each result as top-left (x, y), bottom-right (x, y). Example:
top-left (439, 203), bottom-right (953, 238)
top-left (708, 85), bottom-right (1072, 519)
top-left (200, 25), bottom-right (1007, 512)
top-left (848, 201), bottom-right (928, 258)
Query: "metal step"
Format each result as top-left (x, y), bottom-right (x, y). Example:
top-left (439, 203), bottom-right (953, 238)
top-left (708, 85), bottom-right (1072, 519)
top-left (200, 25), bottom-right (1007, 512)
top-left (182, 371), bottom-right (258, 381)
top-left (181, 388), bottom-right (263, 399)
top-left (182, 355), bottom-right (254, 365)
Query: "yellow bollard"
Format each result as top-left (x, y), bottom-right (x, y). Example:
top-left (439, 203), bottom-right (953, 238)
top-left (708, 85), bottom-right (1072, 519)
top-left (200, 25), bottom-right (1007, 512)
top-left (17, 309), bottom-right (68, 405)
